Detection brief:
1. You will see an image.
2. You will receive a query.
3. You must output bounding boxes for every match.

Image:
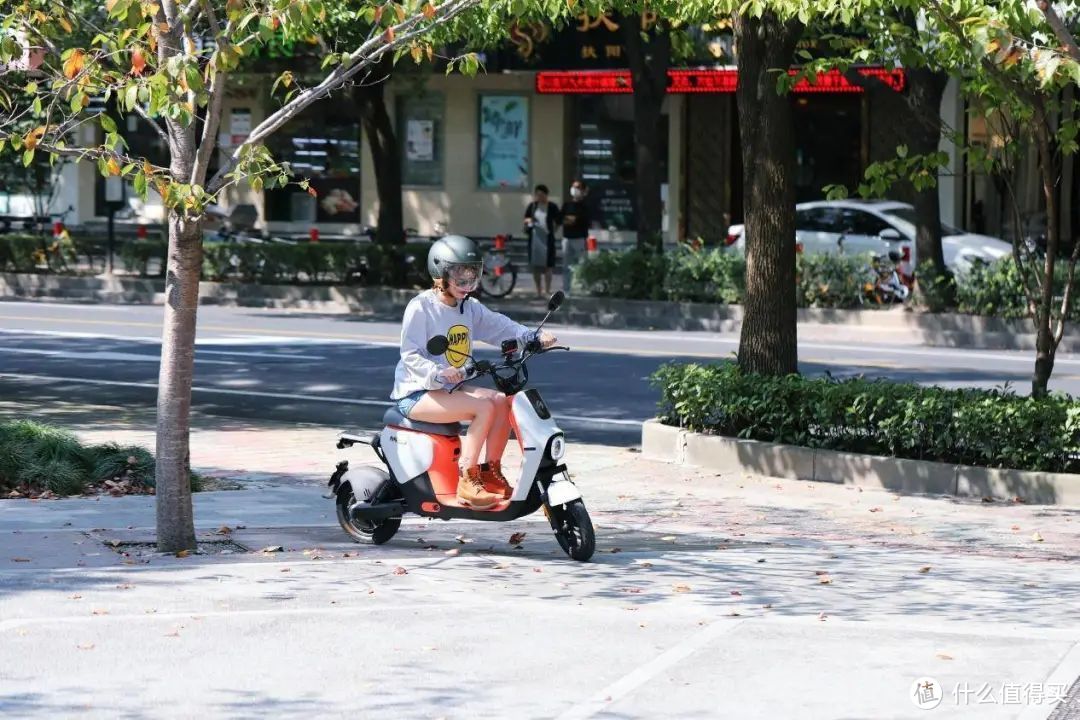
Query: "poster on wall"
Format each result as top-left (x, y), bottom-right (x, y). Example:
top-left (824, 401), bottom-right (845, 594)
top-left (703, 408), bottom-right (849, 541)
top-left (406, 119), bottom-right (434, 162)
top-left (478, 95), bottom-right (529, 190)
top-left (311, 177), bottom-right (361, 223)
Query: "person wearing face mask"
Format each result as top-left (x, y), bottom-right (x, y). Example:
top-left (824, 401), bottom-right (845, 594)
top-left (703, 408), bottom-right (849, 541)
top-left (560, 179), bottom-right (593, 296)
top-left (391, 235), bottom-right (557, 509)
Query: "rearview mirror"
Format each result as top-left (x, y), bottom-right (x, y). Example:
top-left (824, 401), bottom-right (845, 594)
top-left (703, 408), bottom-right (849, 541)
top-left (880, 228), bottom-right (902, 241)
top-left (426, 335), bottom-right (449, 355)
top-left (548, 291), bottom-right (565, 312)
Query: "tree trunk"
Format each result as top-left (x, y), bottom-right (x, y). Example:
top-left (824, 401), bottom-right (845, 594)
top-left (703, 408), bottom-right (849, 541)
top-left (905, 67), bottom-right (954, 307)
top-left (355, 82), bottom-right (403, 248)
top-left (1033, 114), bottom-right (1059, 398)
top-left (623, 16), bottom-right (670, 251)
top-left (155, 213), bottom-right (201, 553)
top-left (734, 13), bottom-right (802, 376)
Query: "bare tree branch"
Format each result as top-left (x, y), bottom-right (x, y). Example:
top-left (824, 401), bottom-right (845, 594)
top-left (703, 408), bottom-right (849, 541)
top-left (1038, 1), bottom-right (1080, 65)
top-left (134, 105), bottom-right (170, 146)
top-left (190, 0), bottom-right (227, 186)
top-left (207, 0), bottom-right (479, 194)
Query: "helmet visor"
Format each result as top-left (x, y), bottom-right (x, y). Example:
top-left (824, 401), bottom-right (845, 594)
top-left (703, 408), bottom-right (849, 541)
top-left (446, 262), bottom-right (482, 291)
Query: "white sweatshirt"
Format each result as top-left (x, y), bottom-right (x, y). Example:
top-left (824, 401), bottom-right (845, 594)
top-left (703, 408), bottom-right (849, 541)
top-left (391, 290), bottom-right (531, 400)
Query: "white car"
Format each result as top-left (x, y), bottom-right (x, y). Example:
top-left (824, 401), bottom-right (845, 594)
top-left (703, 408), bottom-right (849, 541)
top-left (724, 200), bottom-right (1012, 275)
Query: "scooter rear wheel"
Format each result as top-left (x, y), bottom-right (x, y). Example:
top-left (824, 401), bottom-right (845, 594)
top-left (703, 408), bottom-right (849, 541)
top-left (550, 499), bottom-right (595, 561)
top-left (336, 490), bottom-right (401, 545)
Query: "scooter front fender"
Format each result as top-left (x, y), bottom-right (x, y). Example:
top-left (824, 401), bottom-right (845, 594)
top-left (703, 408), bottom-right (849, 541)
top-left (545, 479), bottom-right (582, 507)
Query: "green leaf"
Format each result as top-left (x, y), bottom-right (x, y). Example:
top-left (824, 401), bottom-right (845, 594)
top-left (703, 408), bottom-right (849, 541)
top-left (32, 96), bottom-right (42, 115)
top-left (22, 149), bottom-right (34, 167)
top-left (100, 114), bottom-right (118, 134)
top-left (133, 172), bottom-right (147, 198)
top-left (896, 144), bottom-right (908, 159)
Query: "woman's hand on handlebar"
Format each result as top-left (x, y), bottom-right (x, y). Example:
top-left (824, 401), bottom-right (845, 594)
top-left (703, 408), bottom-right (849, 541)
top-left (539, 331), bottom-right (557, 349)
top-left (437, 366), bottom-right (467, 385)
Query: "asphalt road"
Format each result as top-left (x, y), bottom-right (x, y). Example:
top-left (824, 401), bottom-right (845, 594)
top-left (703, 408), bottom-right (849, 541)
top-left (1, 300), bottom-right (1078, 447)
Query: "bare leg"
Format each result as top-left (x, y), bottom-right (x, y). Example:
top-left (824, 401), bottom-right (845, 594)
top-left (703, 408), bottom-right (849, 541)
top-left (543, 268), bottom-right (552, 295)
top-left (532, 269), bottom-right (543, 298)
top-left (463, 388), bottom-right (512, 462)
top-left (409, 390), bottom-right (495, 470)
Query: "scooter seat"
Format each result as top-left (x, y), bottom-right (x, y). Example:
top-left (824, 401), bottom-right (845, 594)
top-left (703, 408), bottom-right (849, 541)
top-left (382, 407), bottom-right (462, 437)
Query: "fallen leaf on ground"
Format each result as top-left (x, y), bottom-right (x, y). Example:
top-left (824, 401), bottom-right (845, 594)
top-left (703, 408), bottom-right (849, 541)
top-left (508, 532), bottom-right (527, 545)
top-left (660, 536), bottom-right (677, 542)
top-left (175, 550), bottom-right (190, 558)
top-left (77, 643), bottom-right (94, 650)
top-left (214, 526), bottom-right (232, 535)
top-left (444, 548), bottom-right (460, 556)
top-left (818, 612), bottom-right (828, 621)
top-left (454, 535), bottom-right (473, 544)
top-left (1032, 532), bottom-right (1044, 542)
top-left (814, 570), bottom-right (829, 576)
top-left (763, 604), bottom-right (773, 609)
top-left (672, 583), bottom-right (692, 593)
top-left (115, 584), bottom-right (134, 590)
top-left (623, 588), bottom-right (644, 594)
top-left (70, 594), bottom-right (82, 600)
top-left (729, 611), bottom-right (741, 617)
top-left (919, 566), bottom-right (932, 574)
top-left (533, 568), bottom-right (542, 573)
top-left (609, 547), bottom-right (622, 553)
top-left (981, 497), bottom-right (994, 503)
top-left (757, 558), bottom-right (766, 563)
top-left (164, 629), bottom-right (180, 637)
top-left (392, 566), bottom-right (408, 575)
top-left (280, 568), bottom-right (291, 573)
top-left (1012, 496), bottom-right (1026, 504)
top-left (936, 653), bottom-right (954, 660)
top-left (92, 609), bottom-right (108, 615)
top-left (819, 575), bottom-right (833, 585)
top-left (10, 558), bottom-right (30, 563)
top-left (730, 590), bottom-right (742, 596)
top-left (1011, 525), bottom-right (1021, 531)
top-left (869, 507), bottom-right (883, 513)
top-left (260, 546), bottom-right (283, 553)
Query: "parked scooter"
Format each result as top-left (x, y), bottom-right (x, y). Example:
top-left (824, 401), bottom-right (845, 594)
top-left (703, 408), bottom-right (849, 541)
top-left (326, 291), bottom-right (596, 561)
top-left (864, 250), bottom-right (911, 305)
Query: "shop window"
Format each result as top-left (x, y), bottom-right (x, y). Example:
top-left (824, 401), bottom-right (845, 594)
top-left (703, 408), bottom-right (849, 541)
top-left (264, 98), bottom-right (361, 224)
top-left (571, 95), bottom-right (668, 231)
top-left (478, 94), bottom-right (530, 190)
top-left (398, 92), bottom-right (445, 187)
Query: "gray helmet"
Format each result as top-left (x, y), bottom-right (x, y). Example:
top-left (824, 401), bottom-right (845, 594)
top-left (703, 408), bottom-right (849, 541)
top-left (427, 234), bottom-right (482, 279)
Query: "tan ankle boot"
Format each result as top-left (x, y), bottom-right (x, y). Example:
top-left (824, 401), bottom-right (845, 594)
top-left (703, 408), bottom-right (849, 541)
top-left (480, 461), bottom-right (513, 500)
top-left (457, 466), bottom-right (500, 509)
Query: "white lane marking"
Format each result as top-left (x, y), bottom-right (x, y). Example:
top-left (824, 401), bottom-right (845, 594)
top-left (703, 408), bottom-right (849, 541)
top-left (0, 329), bottom-right (329, 360)
top-left (0, 373), bottom-right (646, 427)
top-left (557, 619), bottom-right (745, 720)
top-left (0, 347), bottom-right (238, 365)
top-left (548, 330), bottom-right (1080, 369)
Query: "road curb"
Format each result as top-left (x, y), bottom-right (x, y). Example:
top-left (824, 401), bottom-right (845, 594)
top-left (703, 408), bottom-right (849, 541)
top-left (641, 419), bottom-right (1080, 504)
top-left (3, 272), bottom-right (1079, 350)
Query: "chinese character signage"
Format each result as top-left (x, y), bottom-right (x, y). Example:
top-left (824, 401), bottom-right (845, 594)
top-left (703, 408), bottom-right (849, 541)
top-left (478, 96), bottom-right (529, 190)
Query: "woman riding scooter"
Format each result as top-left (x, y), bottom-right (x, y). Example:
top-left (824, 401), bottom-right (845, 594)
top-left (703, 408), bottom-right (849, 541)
top-left (391, 235), bottom-right (556, 510)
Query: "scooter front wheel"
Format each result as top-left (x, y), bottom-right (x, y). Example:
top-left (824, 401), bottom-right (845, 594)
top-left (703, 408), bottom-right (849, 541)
top-left (549, 499), bottom-right (595, 561)
top-left (336, 490), bottom-right (401, 545)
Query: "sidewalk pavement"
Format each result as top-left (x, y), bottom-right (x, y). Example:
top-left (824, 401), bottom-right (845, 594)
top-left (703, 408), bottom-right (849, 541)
top-left (2, 400), bottom-right (1080, 718)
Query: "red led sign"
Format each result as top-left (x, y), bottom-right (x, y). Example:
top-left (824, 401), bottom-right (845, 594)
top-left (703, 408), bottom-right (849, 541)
top-left (536, 70), bottom-right (633, 94)
top-left (536, 67), bottom-right (906, 95)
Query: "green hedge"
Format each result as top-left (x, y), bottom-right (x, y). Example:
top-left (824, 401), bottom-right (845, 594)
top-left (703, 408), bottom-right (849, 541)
top-left (574, 246), bottom-right (876, 309)
top-left (652, 363), bottom-right (1080, 473)
top-left (0, 420), bottom-right (201, 496)
top-left (0, 233), bottom-right (432, 287)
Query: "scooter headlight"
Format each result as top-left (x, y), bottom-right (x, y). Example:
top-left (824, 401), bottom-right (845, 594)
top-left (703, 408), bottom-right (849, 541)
top-left (550, 435), bottom-right (565, 461)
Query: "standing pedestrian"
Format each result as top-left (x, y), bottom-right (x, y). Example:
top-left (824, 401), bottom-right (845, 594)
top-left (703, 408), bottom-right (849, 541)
top-left (523, 184), bottom-right (561, 299)
top-left (560, 179), bottom-right (593, 296)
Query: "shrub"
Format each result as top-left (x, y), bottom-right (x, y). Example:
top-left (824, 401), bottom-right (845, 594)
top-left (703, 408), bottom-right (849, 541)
top-left (0, 420), bottom-right (200, 496)
top-left (574, 247), bottom-right (668, 300)
top-left (652, 362), bottom-right (1080, 473)
top-left (796, 252), bottom-right (870, 309)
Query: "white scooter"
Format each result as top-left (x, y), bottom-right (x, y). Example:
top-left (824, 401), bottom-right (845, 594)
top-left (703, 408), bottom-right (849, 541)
top-left (327, 292), bottom-right (595, 561)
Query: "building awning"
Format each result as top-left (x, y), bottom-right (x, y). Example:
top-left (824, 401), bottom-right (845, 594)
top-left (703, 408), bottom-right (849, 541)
top-left (536, 67), bottom-right (906, 95)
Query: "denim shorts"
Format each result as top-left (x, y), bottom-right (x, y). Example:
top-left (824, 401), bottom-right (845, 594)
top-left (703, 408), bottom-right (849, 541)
top-left (395, 390), bottom-right (427, 418)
